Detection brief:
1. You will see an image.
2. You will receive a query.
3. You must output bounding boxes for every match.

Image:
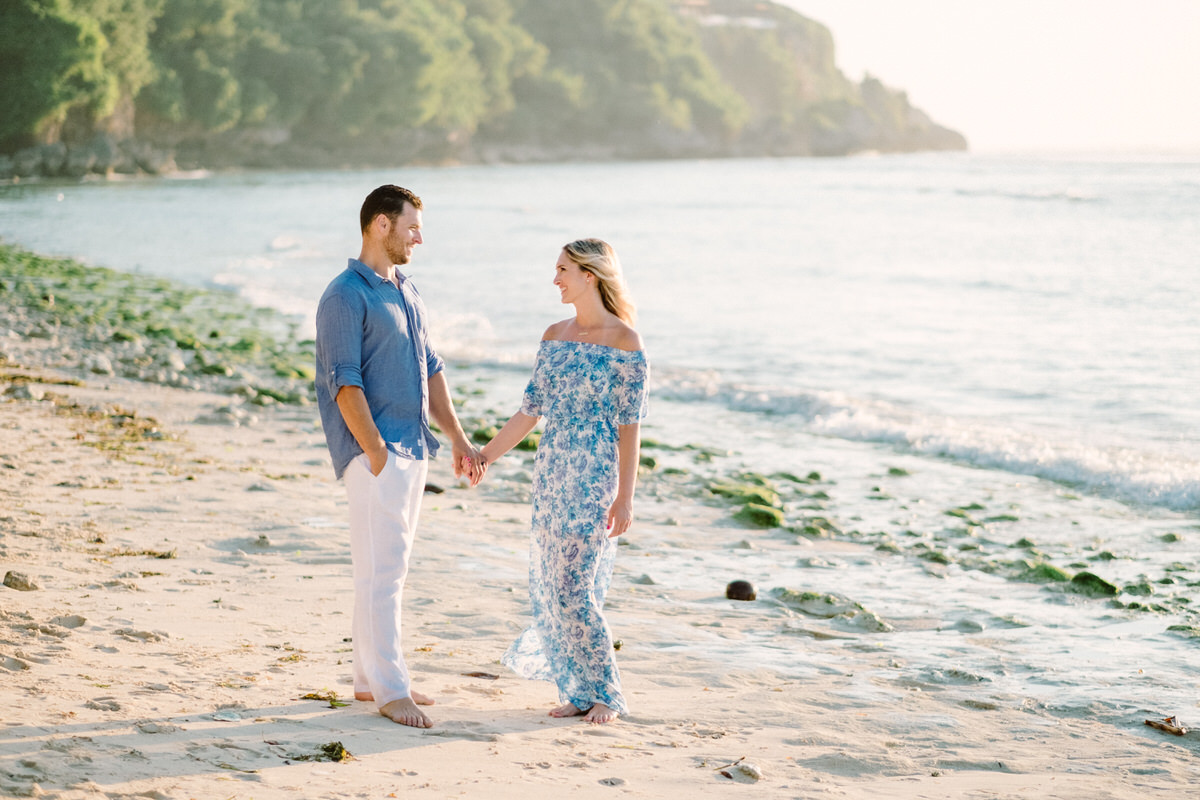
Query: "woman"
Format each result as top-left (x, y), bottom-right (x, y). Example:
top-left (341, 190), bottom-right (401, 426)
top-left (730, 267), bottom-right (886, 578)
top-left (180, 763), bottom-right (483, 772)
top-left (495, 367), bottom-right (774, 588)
top-left (479, 238), bottom-right (649, 724)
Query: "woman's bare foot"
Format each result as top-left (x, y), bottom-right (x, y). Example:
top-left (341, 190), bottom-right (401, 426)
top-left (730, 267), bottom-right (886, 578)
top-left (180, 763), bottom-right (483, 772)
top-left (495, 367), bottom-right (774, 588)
top-left (355, 689), bottom-right (435, 706)
top-left (378, 697), bottom-right (434, 728)
top-left (583, 703), bottom-right (619, 724)
top-left (548, 702), bottom-right (586, 718)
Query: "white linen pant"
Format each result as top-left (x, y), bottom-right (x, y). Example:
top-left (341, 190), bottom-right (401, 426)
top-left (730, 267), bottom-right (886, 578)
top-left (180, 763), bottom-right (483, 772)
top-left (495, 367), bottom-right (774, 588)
top-left (343, 450), bottom-right (428, 708)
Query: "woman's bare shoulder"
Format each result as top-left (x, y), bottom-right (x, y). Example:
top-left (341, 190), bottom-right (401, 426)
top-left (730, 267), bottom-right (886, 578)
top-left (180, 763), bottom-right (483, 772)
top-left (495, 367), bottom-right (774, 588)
top-left (542, 319), bottom-right (572, 340)
top-left (612, 322), bottom-right (644, 352)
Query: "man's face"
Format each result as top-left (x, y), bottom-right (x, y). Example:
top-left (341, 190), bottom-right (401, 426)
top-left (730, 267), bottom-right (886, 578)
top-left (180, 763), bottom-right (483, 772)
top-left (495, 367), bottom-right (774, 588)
top-left (384, 203), bottom-right (423, 265)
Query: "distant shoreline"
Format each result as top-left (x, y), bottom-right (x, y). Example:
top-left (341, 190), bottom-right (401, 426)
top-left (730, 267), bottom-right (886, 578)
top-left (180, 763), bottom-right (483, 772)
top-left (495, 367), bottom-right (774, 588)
top-left (1, 130), bottom-right (970, 184)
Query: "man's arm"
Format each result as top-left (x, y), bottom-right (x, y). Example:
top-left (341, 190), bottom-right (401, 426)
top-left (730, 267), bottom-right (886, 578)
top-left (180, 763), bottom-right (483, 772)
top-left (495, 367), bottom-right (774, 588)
top-left (428, 371), bottom-right (479, 480)
top-left (335, 385), bottom-right (388, 476)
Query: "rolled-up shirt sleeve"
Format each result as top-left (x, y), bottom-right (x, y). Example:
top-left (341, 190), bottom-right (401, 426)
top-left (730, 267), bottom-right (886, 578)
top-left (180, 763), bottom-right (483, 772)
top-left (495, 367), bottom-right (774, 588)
top-left (315, 292), bottom-right (364, 395)
top-left (425, 340), bottom-right (445, 378)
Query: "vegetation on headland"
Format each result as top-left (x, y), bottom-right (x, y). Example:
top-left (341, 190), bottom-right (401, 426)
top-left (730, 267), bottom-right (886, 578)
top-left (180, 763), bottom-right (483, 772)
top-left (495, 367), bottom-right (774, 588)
top-left (1, 0), bottom-right (966, 179)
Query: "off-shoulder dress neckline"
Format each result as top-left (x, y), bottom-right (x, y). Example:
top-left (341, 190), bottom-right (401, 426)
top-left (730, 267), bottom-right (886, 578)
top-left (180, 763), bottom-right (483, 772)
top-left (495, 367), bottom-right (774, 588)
top-left (540, 338), bottom-right (645, 356)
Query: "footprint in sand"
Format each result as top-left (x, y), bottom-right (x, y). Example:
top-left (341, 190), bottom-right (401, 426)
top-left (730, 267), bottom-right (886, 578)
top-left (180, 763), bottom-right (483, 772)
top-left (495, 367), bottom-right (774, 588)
top-left (114, 628), bottom-right (167, 642)
top-left (85, 697), bottom-right (121, 711)
top-left (423, 721), bottom-right (500, 742)
top-left (1, 655), bottom-right (31, 671)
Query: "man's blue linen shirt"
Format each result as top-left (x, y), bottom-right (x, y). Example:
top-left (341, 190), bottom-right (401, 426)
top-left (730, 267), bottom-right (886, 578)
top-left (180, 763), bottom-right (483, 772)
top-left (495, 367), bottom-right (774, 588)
top-left (315, 259), bottom-right (445, 479)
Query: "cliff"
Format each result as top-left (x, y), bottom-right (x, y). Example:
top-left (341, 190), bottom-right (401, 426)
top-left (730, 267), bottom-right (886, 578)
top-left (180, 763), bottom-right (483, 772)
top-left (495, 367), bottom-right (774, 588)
top-left (0, 0), bottom-right (965, 180)
top-left (681, 0), bottom-right (967, 156)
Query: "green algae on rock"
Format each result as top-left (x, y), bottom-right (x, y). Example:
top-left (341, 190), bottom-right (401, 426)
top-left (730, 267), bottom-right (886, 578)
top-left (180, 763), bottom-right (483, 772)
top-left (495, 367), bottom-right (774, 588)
top-left (919, 549), bottom-right (952, 565)
top-left (0, 242), bottom-right (315, 404)
top-left (1069, 571), bottom-right (1120, 597)
top-left (770, 588), bottom-right (893, 633)
top-left (708, 480), bottom-right (781, 508)
top-left (1122, 580), bottom-right (1155, 597)
top-left (734, 503), bottom-right (785, 528)
top-left (945, 507), bottom-right (982, 526)
top-left (1166, 625), bottom-right (1200, 639)
top-left (793, 516), bottom-right (842, 538)
top-left (1019, 561), bottom-right (1072, 583)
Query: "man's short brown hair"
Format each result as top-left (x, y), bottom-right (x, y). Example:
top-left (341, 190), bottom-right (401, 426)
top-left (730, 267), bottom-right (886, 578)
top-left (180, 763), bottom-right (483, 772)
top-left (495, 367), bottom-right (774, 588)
top-left (360, 185), bottom-right (423, 232)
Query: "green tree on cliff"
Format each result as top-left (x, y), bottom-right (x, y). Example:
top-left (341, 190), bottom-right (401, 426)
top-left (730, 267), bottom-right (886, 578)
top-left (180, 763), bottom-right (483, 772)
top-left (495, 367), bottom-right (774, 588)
top-left (507, 0), bottom-right (746, 147)
top-left (0, 0), bottom-right (160, 149)
top-left (1, 0), bottom-right (965, 165)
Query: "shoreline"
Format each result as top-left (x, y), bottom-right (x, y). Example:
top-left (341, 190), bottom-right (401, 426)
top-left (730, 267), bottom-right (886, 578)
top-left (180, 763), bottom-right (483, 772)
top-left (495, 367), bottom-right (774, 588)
top-left (0, 128), bottom-right (968, 185)
top-left (3, 255), bottom-right (1199, 796)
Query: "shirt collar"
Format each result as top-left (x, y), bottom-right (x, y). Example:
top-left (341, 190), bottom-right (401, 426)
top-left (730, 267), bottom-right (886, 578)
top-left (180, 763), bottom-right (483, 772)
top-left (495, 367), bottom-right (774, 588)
top-left (347, 258), bottom-right (409, 287)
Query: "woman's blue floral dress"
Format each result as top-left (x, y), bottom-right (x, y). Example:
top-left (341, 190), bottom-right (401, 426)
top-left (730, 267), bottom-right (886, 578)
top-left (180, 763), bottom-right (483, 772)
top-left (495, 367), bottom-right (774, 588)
top-left (502, 339), bottom-right (650, 714)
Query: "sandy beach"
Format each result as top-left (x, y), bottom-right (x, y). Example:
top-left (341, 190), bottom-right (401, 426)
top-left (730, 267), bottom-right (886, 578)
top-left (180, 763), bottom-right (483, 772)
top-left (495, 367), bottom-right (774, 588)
top-left (1, 323), bottom-right (1197, 799)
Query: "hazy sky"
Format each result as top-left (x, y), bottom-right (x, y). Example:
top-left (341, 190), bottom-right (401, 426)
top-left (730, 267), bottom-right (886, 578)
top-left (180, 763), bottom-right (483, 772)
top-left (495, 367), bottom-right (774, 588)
top-left (783, 1), bottom-right (1200, 153)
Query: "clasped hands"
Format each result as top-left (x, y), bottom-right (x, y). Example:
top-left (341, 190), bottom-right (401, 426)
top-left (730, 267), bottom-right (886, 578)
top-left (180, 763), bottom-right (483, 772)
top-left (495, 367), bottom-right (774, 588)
top-left (454, 442), bottom-right (488, 487)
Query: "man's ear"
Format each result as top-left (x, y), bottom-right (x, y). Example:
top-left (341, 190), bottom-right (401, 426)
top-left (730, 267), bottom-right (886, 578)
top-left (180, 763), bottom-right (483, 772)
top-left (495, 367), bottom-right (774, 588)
top-left (367, 213), bottom-right (389, 237)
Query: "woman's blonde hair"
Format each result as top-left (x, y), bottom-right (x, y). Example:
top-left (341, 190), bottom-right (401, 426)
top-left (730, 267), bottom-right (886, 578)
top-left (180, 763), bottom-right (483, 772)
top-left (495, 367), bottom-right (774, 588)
top-left (562, 238), bottom-right (637, 325)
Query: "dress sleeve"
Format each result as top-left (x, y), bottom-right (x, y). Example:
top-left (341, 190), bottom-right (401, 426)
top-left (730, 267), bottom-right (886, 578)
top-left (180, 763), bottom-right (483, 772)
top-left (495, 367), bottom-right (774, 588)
top-left (519, 351), bottom-right (545, 417)
top-left (614, 354), bottom-right (649, 425)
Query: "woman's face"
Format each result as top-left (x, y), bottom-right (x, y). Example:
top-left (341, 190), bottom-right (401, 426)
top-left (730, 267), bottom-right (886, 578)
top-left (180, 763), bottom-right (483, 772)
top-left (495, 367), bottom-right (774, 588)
top-left (553, 250), bottom-right (591, 305)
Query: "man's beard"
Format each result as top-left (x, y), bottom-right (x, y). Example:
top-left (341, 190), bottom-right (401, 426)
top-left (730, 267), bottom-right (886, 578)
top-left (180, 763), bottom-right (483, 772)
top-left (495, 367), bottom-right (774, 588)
top-left (386, 243), bottom-right (410, 265)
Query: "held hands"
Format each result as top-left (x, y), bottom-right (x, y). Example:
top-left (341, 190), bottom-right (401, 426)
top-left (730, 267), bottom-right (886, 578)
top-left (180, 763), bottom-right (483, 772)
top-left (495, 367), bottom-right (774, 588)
top-left (465, 443), bottom-right (494, 487)
top-left (453, 441), bottom-right (488, 487)
top-left (606, 496), bottom-right (634, 538)
top-left (463, 450), bottom-right (487, 486)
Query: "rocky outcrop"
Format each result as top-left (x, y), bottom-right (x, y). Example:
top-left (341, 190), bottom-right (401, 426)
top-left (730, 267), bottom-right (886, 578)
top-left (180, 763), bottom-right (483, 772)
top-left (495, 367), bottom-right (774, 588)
top-left (0, 134), bottom-right (176, 181)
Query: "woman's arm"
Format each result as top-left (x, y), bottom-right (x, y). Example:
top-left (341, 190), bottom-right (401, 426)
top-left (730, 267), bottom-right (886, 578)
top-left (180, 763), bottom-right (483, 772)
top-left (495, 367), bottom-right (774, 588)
top-left (606, 422), bottom-right (641, 537)
top-left (479, 412), bottom-right (539, 468)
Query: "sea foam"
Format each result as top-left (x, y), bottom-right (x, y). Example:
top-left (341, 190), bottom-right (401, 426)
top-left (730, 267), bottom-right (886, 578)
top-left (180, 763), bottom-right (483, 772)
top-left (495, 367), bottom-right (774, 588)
top-left (656, 372), bottom-right (1200, 513)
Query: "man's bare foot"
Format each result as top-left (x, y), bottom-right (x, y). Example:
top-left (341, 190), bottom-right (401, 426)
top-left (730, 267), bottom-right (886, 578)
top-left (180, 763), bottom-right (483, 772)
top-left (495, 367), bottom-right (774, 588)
top-left (583, 703), bottom-right (619, 724)
top-left (548, 702), bottom-right (586, 718)
top-left (378, 697), bottom-right (434, 728)
top-left (355, 689), bottom-right (435, 706)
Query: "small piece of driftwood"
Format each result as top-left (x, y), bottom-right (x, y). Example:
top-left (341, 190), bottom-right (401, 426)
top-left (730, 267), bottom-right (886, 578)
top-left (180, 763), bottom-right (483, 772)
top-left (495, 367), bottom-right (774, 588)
top-left (1144, 716), bottom-right (1188, 736)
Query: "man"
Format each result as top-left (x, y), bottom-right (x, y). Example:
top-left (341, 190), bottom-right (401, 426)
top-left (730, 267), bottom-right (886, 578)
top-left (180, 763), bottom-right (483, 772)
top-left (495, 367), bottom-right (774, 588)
top-left (314, 184), bottom-right (480, 728)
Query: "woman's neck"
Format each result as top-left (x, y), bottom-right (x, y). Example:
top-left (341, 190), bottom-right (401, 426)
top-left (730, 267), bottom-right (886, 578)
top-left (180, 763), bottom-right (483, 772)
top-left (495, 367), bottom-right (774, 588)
top-left (572, 297), bottom-right (611, 331)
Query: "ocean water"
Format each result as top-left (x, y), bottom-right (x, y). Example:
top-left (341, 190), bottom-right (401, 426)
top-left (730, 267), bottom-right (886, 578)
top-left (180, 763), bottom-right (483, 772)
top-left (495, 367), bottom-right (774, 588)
top-left (2, 153), bottom-right (1198, 728)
